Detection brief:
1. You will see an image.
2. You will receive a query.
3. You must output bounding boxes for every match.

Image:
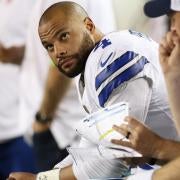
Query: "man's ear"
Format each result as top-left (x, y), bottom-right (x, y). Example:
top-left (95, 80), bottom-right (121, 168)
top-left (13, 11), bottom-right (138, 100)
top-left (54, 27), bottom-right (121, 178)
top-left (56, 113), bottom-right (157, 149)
top-left (84, 17), bottom-right (95, 33)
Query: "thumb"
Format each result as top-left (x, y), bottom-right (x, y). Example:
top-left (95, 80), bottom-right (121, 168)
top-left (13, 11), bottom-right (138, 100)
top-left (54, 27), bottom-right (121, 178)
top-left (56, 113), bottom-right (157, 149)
top-left (171, 38), bottom-right (180, 59)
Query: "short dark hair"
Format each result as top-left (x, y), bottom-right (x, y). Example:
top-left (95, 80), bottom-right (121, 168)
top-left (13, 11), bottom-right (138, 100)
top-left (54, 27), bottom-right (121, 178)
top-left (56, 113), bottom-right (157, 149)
top-left (39, 1), bottom-right (88, 27)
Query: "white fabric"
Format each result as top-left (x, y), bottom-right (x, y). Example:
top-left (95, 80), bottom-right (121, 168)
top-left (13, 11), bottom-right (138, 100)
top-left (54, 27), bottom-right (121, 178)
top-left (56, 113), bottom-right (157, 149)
top-left (56, 30), bottom-right (179, 180)
top-left (171, 0), bottom-right (180, 11)
top-left (0, 0), bottom-right (35, 141)
top-left (70, 30), bottom-right (179, 179)
top-left (54, 155), bottom-right (73, 169)
top-left (19, 0), bottom-right (116, 148)
top-left (78, 30), bottom-right (178, 140)
top-left (36, 169), bottom-right (60, 180)
top-left (127, 169), bottom-right (155, 180)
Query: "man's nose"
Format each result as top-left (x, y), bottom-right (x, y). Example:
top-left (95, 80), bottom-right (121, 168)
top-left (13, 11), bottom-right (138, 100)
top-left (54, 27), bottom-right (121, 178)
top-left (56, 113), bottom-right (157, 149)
top-left (54, 43), bottom-right (67, 58)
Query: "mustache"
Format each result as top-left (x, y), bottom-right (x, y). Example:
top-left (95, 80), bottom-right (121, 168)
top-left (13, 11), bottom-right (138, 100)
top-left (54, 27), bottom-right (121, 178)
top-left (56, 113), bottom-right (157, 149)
top-left (57, 54), bottom-right (78, 62)
top-left (57, 54), bottom-right (79, 68)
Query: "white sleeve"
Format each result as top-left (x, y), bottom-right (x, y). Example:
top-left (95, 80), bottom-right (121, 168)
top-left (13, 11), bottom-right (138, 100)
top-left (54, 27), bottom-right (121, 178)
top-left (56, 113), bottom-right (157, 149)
top-left (72, 162), bottom-right (89, 180)
top-left (106, 77), bottom-right (152, 123)
top-left (78, 137), bottom-right (96, 148)
top-left (54, 137), bottom-right (97, 180)
top-left (72, 157), bottom-right (130, 180)
top-left (127, 169), bottom-right (155, 180)
top-left (54, 155), bottom-right (73, 169)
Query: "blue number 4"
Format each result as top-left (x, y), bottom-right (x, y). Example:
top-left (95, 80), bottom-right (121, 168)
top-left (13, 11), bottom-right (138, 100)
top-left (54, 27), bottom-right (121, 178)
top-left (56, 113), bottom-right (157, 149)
top-left (94, 38), bottom-right (111, 52)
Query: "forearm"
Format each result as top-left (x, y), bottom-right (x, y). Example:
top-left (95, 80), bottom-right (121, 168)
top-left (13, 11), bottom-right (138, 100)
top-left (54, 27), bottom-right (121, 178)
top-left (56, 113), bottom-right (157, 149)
top-left (165, 76), bottom-right (180, 134)
top-left (60, 166), bottom-right (77, 180)
top-left (39, 66), bottom-right (71, 118)
top-left (0, 45), bottom-right (25, 65)
top-left (154, 139), bottom-right (180, 161)
top-left (36, 166), bottom-right (76, 180)
top-left (153, 156), bottom-right (180, 180)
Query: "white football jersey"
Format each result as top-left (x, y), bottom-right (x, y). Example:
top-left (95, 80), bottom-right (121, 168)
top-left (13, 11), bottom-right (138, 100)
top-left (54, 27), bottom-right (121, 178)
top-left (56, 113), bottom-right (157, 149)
top-left (77, 30), bottom-right (178, 140)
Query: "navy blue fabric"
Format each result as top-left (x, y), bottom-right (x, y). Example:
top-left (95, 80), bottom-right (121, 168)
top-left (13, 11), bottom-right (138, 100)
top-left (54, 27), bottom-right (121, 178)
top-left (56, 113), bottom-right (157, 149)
top-left (33, 129), bottom-right (68, 172)
top-left (95, 51), bottom-right (138, 90)
top-left (144, 0), bottom-right (171, 17)
top-left (0, 136), bottom-right (37, 180)
top-left (139, 163), bottom-right (154, 170)
top-left (97, 56), bottom-right (149, 107)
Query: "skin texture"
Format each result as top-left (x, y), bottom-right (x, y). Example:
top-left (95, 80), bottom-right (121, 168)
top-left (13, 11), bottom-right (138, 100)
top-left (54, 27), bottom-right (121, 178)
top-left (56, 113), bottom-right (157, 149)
top-left (159, 12), bottom-right (180, 134)
top-left (111, 116), bottom-right (180, 161)
top-left (152, 156), bottom-right (180, 180)
top-left (152, 11), bottom-right (180, 180)
top-left (7, 172), bottom-right (37, 180)
top-left (38, 2), bottom-right (102, 78)
top-left (0, 44), bottom-right (25, 65)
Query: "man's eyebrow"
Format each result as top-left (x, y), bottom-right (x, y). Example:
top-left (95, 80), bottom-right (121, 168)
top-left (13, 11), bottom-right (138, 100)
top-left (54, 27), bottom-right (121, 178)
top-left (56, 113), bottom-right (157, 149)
top-left (40, 26), bottom-right (67, 44)
top-left (53, 27), bottom-right (67, 38)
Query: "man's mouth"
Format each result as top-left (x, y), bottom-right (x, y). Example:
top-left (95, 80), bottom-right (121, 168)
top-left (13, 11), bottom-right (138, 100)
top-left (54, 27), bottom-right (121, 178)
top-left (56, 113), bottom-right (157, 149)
top-left (58, 57), bottom-right (75, 70)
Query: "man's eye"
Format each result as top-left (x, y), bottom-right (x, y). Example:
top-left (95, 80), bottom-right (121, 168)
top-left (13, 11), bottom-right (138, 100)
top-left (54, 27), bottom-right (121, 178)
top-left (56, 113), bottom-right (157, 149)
top-left (45, 44), bottom-right (54, 51)
top-left (60, 32), bottom-right (70, 41)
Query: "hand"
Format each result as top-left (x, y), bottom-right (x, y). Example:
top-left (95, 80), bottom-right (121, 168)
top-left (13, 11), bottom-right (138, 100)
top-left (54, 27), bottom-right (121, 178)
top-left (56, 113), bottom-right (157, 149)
top-left (33, 121), bottom-right (51, 133)
top-left (0, 43), bottom-right (7, 61)
top-left (7, 172), bottom-right (37, 180)
top-left (0, 43), bottom-right (24, 64)
top-left (111, 116), bottom-right (163, 158)
top-left (159, 31), bottom-right (180, 79)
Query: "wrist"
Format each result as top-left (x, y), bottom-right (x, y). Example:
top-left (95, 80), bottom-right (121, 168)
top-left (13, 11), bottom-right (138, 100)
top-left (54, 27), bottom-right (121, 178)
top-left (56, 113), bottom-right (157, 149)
top-left (33, 121), bottom-right (50, 133)
top-left (152, 136), bottom-right (165, 159)
top-left (35, 111), bottom-right (53, 124)
top-left (154, 137), bottom-right (171, 160)
top-left (36, 169), bottom-right (60, 180)
top-left (164, 72), bottom-right (180, 82)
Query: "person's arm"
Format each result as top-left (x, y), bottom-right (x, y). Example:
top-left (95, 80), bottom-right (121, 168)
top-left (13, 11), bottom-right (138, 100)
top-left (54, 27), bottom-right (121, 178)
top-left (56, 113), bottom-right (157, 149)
top-left (7, 166), bottom-right (76, 180)
top-left (59, 166), bottom-right (76, 180)
top-left (33, 65), bottom-right (71, 132)
top-left (152, 156), bottom-right (180, 180)
top-left (111, 116), bottom-right (180, 161)
top-left (32, 166), bottom-right (77, 180)
top-left (0, 43), bottom-right (25, 65)
top-left (159, 31), bottom-right (180, 134)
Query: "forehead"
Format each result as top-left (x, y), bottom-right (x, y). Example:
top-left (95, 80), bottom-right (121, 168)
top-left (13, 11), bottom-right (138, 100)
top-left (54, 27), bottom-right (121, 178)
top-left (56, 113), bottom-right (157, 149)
top-left (39, 13), bottom-right (67, 31)
top-left (38, 13), bottom-right (82, 36)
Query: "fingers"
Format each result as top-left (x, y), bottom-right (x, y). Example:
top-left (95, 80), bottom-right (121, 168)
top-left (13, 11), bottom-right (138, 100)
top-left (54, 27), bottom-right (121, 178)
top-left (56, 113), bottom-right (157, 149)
top-left (159, 31), bottom-right (180, 59)
top-left (112, 116), bottom-right (145, 138)
top-left (111, 139), bottom-right (132, 148)
top-left (160, 36), bottom-right (171, 56)
top-left (8, 173), bottom-right (17, 180)
top-left (7, 178), bottom-right (16, 180)
top-left (124, 116), bottom-right (145, 130)
top-left (166, 31), bottom-right (175, 51)
top-left (159, 32), bottom-right (175, 63)
top-left (112, 124), bottom-right (130, 137)
top-left (172, 38), bottom-right (180, 58)
top-left (159, 42), bottom-right (169, 62)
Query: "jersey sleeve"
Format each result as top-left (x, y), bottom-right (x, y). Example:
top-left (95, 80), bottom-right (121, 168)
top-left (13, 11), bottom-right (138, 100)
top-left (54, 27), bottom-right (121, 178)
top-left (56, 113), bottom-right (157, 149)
top-left (95, 47), bottom-right (150, 108)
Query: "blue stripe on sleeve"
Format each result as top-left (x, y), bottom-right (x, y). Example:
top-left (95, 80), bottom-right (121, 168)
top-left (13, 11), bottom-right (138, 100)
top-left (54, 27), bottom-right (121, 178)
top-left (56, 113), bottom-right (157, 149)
top-left (95, 51), bottom-right (138, 90)
top-left (98, 56), bottom-right (149, 107)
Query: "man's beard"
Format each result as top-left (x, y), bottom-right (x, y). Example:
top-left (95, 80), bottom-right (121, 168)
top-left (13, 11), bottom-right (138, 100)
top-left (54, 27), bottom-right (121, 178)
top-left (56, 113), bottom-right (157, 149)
top-left (57, 32), bottom-right (95, 78)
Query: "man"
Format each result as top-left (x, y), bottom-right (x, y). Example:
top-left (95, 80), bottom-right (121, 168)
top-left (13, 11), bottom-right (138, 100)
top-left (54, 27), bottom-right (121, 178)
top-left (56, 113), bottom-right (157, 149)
top-left (0, 0), bottom-right (37, 179)
top-left (19, 0), bottom-right (116, 171)
top-left (8, 1), bottom-right (179, 180)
